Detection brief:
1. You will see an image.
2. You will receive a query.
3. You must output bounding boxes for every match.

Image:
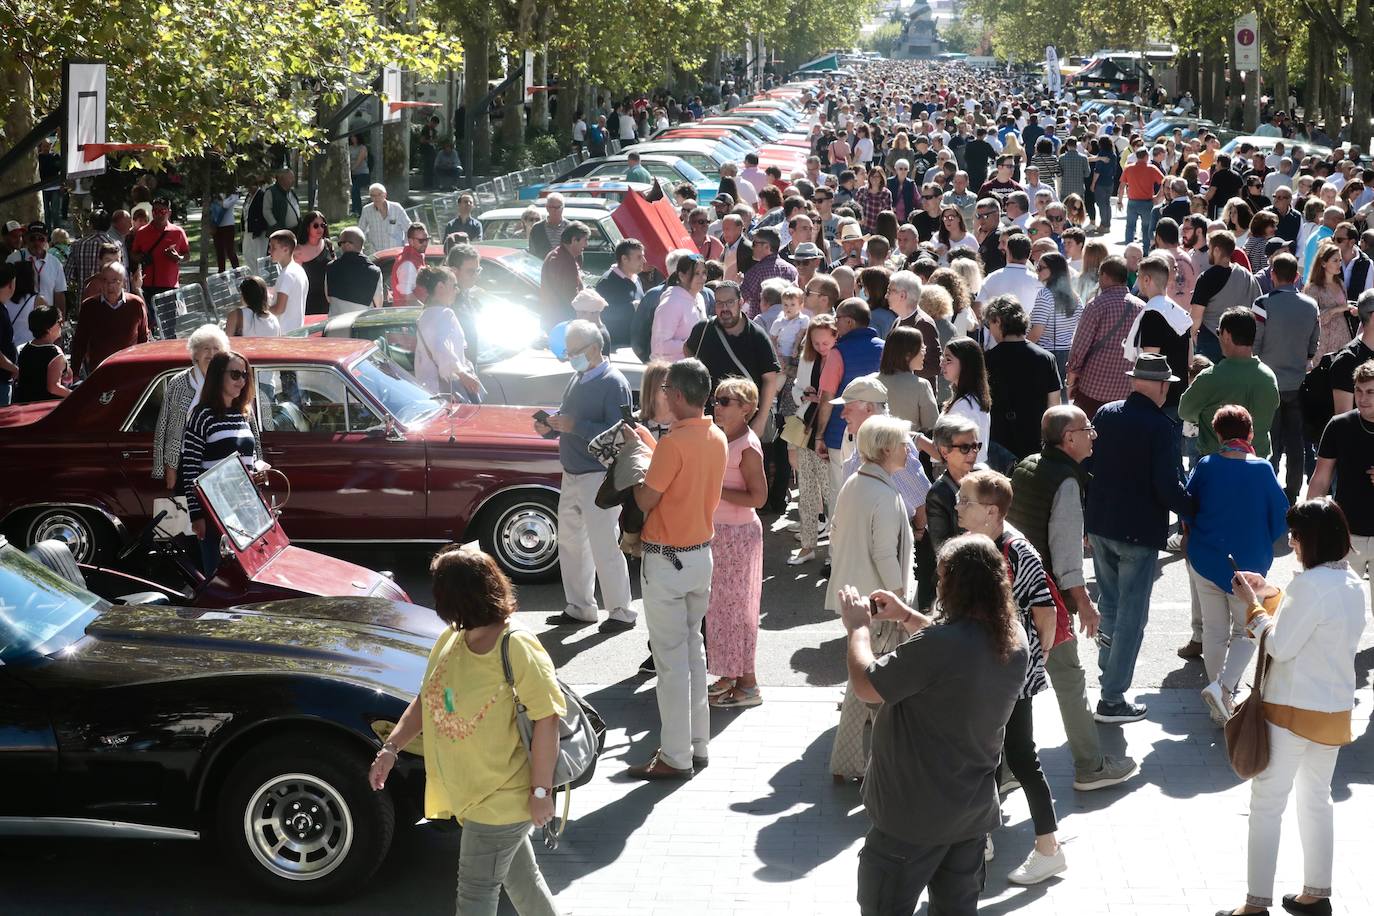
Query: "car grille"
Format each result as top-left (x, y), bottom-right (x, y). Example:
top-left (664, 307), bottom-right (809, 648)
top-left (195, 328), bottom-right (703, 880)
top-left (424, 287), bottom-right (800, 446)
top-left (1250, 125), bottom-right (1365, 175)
top-left (369, 575), bottom-right (412, 603)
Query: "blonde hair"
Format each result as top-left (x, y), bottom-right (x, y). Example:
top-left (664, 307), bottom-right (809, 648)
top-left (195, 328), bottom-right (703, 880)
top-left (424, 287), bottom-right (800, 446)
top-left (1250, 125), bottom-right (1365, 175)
top-left (857, 415), bottom-right (911, 464)
top-left (714, 376), bottom-right (759, 416)
top-left (918, 285), bottom-right (954, 321)
top-left (949, 258), bottom-right (982, 297)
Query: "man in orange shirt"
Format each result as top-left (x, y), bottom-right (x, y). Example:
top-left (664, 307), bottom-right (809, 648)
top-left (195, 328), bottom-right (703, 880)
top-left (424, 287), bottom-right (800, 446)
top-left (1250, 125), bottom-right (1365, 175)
top-left (626, 358), bottom-right (729, 779)
top-left (1118, 149), bottom-right (1165, 254)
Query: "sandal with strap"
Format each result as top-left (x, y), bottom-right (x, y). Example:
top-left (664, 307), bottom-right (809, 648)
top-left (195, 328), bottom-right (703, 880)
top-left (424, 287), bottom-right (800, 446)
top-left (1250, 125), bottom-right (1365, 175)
top-left (708, 678), bottom-right (736, 697)
top-left (711, 685), bottom-right (762, 708)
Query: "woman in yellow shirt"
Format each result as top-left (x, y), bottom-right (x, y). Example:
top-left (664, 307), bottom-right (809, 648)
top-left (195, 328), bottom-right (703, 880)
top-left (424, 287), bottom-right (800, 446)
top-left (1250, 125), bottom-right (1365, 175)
top-left (370, 546), bottom-right (566, 916)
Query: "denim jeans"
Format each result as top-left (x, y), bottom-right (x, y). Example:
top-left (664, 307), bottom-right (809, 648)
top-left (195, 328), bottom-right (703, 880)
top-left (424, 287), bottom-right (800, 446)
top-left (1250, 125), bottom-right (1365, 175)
top-left (1269, 389), bottom-right (1305, 499)
top-left (456, 820), bottom-right (559, 916)
top-left (857, 828), bottom-right (985, 916)
top-left (1094, 184), bottom-right (1113, 230)
top-left (350, 172), bottom-right (369, 216)
top-left (1124, 199), bottom-right (1153, 252)
top-left (1090, 534), bottom-right (1159, 706)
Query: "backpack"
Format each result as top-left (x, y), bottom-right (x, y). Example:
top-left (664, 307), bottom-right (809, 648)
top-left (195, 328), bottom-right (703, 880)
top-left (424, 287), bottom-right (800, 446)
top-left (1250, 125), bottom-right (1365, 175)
top-left (630, 286), bottom-right (661, 364)
top-left (501, 631), bottom-right (606, 846)
top-left (243, 188), bottom-right (268, 235)
top-left (1299, 350), bottom-right (1339, 442)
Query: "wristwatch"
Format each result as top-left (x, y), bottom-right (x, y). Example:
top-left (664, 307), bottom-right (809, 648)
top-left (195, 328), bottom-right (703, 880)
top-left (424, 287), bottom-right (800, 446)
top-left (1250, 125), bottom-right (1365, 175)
top-left (530, 786), bottom-right (551, 799)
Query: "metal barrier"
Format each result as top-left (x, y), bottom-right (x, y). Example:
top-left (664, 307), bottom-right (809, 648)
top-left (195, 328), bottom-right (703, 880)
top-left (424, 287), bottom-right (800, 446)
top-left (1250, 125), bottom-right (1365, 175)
top-left (256, 255), bottom-right (280, 288)
top-left (431, 193), bottom-right (459, 228)
top-left (540, 162), bottom-right (556, 180)
top-left (151, 284), bottom-right (217, 340)
top-left (492, 176), bottom-right (509, 200)
top-left (205, 267), bottom-right (250, 323)
top-left (473, 182), bottom-right (496, 206)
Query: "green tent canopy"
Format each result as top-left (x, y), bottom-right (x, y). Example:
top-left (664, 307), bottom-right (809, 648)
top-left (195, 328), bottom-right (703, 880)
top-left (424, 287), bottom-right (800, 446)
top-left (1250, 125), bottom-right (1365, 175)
top-left (795, 53), bottom-right (840, 72)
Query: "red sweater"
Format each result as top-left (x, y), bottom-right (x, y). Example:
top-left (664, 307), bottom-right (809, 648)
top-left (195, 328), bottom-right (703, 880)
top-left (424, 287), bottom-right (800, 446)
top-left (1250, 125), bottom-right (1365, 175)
top-left (71, 293), bottom-right (149, 374)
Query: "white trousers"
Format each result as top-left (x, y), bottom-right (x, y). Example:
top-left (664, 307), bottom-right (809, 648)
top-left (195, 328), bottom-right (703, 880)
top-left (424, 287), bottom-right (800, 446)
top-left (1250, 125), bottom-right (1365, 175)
top-left (1190, 565), bottom-right (1256, 693)
top-left (1346, 534), bottom-right (1374, 611)
top-left (1246, 723), bottom-right (1340, 907)
top-left (557, 470), bottom-right (633, 622)
top-left (641, 547), bottom-right (712, 770)
top-left (826, 446), bottom-right (847, 520)
top-left (241, 232), bottom-right (268, 277)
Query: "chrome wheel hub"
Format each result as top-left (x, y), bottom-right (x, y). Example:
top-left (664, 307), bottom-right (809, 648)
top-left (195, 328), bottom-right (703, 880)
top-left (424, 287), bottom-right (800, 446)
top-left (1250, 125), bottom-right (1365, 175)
top-left (243, 773), bottom-right (352, 881)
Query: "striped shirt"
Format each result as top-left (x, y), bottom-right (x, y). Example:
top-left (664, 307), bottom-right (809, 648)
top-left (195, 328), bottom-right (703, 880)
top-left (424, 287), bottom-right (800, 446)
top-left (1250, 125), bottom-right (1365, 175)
top-left (179, 405), bottom-right (258, 520)
top-left (997, 527), bottom-right (1051, 699)
top-left (1030, 287), bottom-right (1082, 350)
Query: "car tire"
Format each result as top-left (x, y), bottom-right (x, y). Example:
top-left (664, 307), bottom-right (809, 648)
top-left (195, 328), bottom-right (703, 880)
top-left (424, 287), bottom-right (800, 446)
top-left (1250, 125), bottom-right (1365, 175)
top-left (477, 490), bottom-right (560, 583)
top-left (22, 507), bottom-right (115, 564)
top-left (217, 735), bottom-right (394, 902)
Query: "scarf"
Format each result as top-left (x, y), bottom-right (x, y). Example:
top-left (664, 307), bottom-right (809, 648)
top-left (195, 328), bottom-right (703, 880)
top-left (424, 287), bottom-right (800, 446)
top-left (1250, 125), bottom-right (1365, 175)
top-left (1219, 438), bottom-right (1255, 456)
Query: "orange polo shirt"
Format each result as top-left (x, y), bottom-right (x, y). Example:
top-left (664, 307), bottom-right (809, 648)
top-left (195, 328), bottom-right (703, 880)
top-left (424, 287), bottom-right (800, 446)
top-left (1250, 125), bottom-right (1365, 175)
top-left (642, 416), bottom-right (728, 547)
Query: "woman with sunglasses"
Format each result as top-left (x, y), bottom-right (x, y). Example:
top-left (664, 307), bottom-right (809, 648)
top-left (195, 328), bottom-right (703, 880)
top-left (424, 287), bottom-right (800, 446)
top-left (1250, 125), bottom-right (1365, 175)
top-left (936, 205), bottom-right (976, 264)
top-left (1242, 176), bottom-right (1272, 216)
top-left (294, 210), bottom-right (335, 316)
top-left (178, 351), bottom-right (264, 575)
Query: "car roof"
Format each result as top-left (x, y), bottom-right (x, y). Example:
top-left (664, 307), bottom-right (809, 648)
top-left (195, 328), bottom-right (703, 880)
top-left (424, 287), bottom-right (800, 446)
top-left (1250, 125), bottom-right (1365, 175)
top-left (478, 206), bottom-right (612, 220)
top-left (373, 244), bottom-right (525, 261)
top-left (103, 337), bottom-right (373, 369)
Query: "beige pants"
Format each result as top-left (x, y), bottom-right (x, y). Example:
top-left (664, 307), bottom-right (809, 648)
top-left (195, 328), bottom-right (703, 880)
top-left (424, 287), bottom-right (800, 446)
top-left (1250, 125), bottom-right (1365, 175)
top-left (829, 619), bottom-right (905, 778)
top-left (1347, 534), bottom-right (1374, 611)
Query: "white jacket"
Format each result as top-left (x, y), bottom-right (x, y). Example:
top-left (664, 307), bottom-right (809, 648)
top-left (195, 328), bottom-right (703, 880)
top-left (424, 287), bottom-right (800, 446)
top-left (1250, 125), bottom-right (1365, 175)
top-left (1257, 563), bottom-right (1368, 714)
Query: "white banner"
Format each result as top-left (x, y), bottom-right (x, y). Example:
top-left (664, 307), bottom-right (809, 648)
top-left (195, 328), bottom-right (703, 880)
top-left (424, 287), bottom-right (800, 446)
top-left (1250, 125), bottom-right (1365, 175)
top-left (1234, 12), bottom-right (1259, 71)
top-left (1045, 46), bottom-right (1061, 96)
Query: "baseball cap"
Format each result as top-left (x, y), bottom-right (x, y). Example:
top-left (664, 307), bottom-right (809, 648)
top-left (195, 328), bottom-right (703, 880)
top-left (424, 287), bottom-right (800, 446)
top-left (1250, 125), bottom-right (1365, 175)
top-left (830, 374), bottom-right (888, 406)
top-left (25, 221), bottom-right (47, 236)
top-left (1264, 238), bottom-right (1291, 257)
top-left (3, 220), bottom-right (22, 234)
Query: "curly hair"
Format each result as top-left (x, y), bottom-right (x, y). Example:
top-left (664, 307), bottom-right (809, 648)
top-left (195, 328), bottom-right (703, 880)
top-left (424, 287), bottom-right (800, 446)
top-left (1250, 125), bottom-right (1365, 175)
top-left (936, 534), bottom-right (1021, 664)
top-left (430, 545), bottom-right (518, 630)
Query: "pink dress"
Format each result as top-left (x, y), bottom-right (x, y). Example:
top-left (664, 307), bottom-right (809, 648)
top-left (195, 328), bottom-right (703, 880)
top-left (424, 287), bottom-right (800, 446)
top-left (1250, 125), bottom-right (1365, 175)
top-left (706, 429), bottom-right (764, 678)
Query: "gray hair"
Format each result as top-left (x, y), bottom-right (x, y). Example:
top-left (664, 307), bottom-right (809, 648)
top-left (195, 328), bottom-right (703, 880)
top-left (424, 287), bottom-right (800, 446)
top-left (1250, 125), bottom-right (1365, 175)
top-left (338, 226), bottom-right (366, 248)
top-left (895, 158), bottom-right (910, 171)
top-left (100, 261), bottom-right (128, 281)
top-left (564, 319), bottom-right (603, 353)
top-left (932, 412), bottom-right (979, 451)
top-left (665, 247), bottom-right (697, 274)
top-left (666, 358), bottom-right (712, 407)
top-left (889, 269), bottom-right (922, 301)
top-left (368, 182), bottom-right (387, 196)
top-left (857, 415), bottom-right (911, 464)
top-left (187, 323), bottom-right (230, 356)
top-left (1041, 404), bottom-right (1085, 447)
top-left (545, 192), bottom-right (565, 207)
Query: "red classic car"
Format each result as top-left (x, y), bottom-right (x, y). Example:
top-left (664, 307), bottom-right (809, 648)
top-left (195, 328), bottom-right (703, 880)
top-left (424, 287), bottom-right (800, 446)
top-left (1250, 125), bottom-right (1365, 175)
top-left (0, 338), bottom-right (566, 581)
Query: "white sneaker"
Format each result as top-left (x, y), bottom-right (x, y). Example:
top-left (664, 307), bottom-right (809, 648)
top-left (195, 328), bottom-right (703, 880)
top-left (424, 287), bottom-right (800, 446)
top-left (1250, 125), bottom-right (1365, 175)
top-left (1007, 846), bottom-right (1067, 885)
top-left (1200, 680), bottom-right (1232, 725)
top-left (984, 835), bottom-right (995, 862)
top-left (1166, 531), bottom-right (1184, 551)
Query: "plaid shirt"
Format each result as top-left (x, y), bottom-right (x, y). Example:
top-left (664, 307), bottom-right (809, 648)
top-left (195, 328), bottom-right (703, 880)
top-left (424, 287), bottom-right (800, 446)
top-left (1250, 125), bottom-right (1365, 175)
top-left (65, 229), bottom-right (124, 302)
top-left (740, 253), bottom-right (797, 317)
top-left (1057, 150), bottom-right (1091, 199)
top-left (853, 186), bottom-right (892, 233)
top-left (1066, 284), bottom-right (1144, 402)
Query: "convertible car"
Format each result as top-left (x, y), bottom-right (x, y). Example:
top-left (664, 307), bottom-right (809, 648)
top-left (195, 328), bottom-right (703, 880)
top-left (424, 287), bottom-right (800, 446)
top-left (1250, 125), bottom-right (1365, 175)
top-left (0, 338), bottom-right (565, 582)
top-left (0, 533), bottom-right (431, 900)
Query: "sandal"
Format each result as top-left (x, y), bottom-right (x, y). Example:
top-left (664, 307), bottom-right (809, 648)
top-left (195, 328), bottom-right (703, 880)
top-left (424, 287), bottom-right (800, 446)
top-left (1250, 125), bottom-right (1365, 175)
top-left (711, 685), bottom-right (762, 708)
top-left (788, 549), bottom-right (816, 566)
top-left (708, 678), bottom-right (736, 697)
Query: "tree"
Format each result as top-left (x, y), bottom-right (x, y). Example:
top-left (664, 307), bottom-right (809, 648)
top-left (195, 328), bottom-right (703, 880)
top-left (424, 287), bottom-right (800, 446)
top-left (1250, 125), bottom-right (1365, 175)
top-left (862, 21), bottom-right (905, 58)
top-left (939, 17), bottom-right (990, 55)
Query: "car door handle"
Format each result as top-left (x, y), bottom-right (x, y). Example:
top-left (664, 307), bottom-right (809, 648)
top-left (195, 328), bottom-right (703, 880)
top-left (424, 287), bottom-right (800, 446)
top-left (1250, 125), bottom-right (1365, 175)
top-left (121, 449), bottom-right (151, 459)
top-left (266, 448), bottom-right (285, 457)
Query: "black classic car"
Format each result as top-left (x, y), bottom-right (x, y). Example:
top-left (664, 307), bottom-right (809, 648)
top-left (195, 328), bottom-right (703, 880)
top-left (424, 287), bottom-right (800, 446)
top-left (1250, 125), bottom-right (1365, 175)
top-left (0, 535), bottom-right (433, 900)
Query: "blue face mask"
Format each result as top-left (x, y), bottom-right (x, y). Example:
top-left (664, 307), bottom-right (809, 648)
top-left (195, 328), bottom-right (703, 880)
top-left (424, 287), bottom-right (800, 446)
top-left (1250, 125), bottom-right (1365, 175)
top-left (570, 352), bottom-right (591, 374)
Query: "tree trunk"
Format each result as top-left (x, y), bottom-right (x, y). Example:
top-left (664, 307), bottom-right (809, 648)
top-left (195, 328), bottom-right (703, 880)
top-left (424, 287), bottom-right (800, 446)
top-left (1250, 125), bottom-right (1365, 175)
top-left (554, 71), bottom-right (578, 147)
top-left (1228, 41), bottom-right (1246, 128)
top-left (463, 27), bottom-right (492, 176)
top-left (0, 64), bottom-right (41, 224)
top-left (1268, 40), bottom-right (1290, 117)
top-left (1202, 41), bottom-right (1225, 121)
top-left (384, 68), bottom-right (412, 202)
top-left (199, 164), bottom-right (213, 280)
top-left (1321, 39), bottom-right (1342, 134)
top-left (502, 53), bottom-right (525, 152)
top-left (1307, 23), bottom-right (1324, 122)
top-left (317, 139), bottom-right (351, 222)
top-left (1245, 60), bottom-right (1261, 132)
top-left (532, 49), bottom-right (549, 130)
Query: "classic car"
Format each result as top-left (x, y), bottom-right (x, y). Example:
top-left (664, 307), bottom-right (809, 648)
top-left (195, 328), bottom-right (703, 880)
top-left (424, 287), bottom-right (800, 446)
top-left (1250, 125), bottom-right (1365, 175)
top-left (289, 305), bottom-right (645, 408)
top-left (72, 455), bottom-right (411, 609)
top-left (475, 203), bottom-right (626, 273)
top-left (522, 153), bottom-right (717, 203)
top-left (626, 140), bottom-right (739, 176)
top-left (0, 533), bottom-right (432, 900)
top-left (371, 243), bottom-right (552, 308)
top-left (0, 338), bottom-right (565, 582)
top-left (1221, 135), bottom-right (1332, 161)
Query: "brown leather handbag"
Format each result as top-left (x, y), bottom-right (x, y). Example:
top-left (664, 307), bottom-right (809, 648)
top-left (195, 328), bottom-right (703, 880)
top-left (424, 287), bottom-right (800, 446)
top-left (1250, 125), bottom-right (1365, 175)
top-left (1225, 630), bottom-right (1271, 779)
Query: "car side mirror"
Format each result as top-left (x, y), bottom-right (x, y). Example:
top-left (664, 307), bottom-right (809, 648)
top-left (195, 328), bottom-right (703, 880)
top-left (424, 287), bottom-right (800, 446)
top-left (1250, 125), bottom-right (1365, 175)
top-left (372, 416), bottom-right (406, 442)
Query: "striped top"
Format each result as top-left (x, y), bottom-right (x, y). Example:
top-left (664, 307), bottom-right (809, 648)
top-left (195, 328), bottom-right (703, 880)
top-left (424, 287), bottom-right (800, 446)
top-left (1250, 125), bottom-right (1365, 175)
top-left (1030, 287), bottom-right (1082, 350)
top-left (179, 405), bottom-right (258, 520)
top-left (996, 527), bottom-right (1051, 699)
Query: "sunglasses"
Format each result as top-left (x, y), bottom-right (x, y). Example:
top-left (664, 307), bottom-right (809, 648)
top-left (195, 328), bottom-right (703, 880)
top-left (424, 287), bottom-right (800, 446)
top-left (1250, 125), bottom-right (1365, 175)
top-left (715, 396), bottom-right (745, 407)
top-left (949, 442), bottom-right (983, 455)
top-left (227, 368), bottom-right (249, 381)
top-left (690, 218), bottom-right (709, 225)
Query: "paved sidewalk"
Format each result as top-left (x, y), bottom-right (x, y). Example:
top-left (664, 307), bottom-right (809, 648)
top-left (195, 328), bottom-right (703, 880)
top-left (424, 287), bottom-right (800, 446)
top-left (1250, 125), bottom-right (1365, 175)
top-left (534, 679), bottom-right (1374, 916)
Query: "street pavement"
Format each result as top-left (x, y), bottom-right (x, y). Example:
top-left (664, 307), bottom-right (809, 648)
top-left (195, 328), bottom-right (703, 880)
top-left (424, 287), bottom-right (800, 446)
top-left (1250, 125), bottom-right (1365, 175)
top-left (7, 205), bottom-right (1374, 915)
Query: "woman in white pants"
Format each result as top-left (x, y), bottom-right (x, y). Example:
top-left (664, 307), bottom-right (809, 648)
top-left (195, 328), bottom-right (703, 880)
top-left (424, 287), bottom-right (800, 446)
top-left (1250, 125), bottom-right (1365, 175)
top-left (1217, 498), bottom-right (1367, 916)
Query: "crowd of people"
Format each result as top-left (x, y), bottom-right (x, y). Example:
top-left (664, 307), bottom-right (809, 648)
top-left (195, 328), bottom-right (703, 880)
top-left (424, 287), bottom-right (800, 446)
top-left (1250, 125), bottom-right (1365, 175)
top-left (5, 56), bottom-right (1372, 916)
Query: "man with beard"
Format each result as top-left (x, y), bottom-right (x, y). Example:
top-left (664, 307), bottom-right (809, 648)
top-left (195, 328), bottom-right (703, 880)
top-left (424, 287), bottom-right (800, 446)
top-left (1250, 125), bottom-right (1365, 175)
top-left (684, 280), bottom-right (781, 442)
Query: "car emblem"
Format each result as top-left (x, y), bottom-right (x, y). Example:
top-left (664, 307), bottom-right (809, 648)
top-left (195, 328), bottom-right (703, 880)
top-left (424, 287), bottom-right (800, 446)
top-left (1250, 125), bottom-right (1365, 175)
top-left (99, 733), bottom-right (131, 748)
top-left (99, 390), bottom-right (115, 405)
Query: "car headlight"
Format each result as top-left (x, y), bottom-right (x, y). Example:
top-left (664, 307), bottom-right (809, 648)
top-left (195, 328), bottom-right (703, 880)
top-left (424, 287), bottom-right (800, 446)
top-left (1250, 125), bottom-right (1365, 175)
top-left (369, 576), bottom-right (411, 603)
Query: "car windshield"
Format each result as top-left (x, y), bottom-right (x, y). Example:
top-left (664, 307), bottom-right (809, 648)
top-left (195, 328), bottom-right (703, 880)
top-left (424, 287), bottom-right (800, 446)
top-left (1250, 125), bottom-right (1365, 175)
top-left (498, 252), bottom-right (546, 288)
top-left (350, 349), bottom-right (445, 427)
top-left (0, 541), bottom-right (105, 660)
top-left (197, 457), bottom-right (275, 550)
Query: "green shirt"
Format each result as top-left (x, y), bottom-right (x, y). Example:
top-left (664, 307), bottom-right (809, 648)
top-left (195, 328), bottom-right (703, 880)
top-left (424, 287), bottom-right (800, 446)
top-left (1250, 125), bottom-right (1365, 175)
top-left (626, 165), bottom-right (653, 184)
top-left (1178, 354), bottom-right (1280, 458)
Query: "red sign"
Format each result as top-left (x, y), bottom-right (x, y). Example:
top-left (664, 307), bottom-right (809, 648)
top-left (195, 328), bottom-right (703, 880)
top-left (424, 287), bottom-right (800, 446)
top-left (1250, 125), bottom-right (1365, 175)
top-left (1237, 28), bottom-right (1255, 46)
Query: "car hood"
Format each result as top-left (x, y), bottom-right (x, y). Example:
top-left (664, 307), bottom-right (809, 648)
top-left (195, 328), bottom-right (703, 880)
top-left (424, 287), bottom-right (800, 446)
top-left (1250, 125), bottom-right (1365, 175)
top-left (69, 597), bottom-right (441, 696)
top-left (412, 403), bottom-right (562, 449)
top-left (0, 400), bottom-right (59, 428)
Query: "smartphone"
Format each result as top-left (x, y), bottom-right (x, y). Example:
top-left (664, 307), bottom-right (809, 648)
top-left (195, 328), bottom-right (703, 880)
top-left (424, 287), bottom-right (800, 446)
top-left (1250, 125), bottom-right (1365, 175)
top-left (1227, 554), bottom-right (1241, 575)
top-left (531, 410), bottom-right (559, 439)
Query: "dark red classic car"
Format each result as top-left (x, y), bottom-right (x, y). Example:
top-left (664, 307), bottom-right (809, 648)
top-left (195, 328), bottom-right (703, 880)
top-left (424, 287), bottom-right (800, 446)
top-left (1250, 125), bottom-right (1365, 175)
top-left (0, 338), bottom-right (565, 581)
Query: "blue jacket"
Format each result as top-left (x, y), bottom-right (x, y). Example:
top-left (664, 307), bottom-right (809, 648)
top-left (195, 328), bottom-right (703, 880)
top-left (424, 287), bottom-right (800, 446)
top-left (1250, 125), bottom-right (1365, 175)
top-left (1084, 392), bottom-right (1194, 549)
top-left (823, 326), bottom-right (884, 449)
top-left (1184, 454), bottom-right (1289, 592)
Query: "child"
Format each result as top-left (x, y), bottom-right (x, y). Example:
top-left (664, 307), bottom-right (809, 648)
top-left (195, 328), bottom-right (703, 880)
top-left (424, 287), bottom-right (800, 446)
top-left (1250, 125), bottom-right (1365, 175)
top-left (14, 304), bottom-right (71, 403)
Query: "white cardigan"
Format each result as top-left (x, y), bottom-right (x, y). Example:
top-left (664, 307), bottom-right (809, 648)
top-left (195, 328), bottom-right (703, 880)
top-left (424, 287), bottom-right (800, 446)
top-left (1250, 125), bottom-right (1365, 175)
top-left (1257, 563), bottom-right (1368, 714)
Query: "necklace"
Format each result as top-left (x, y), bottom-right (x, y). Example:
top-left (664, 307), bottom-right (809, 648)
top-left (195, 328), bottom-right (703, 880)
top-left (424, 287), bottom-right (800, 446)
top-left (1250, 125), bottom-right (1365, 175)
top-left (1358, 414), bottom-right (1374, 436)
